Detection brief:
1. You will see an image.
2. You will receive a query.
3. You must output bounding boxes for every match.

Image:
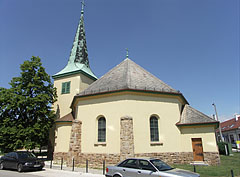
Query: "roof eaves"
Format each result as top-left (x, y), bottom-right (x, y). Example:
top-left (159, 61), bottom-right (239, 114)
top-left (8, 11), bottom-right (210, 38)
top-left (71, 88), bottom-right (188, 108)
top-left (55, 120), bottom-right (73, 123)
top-left (176, 121), bottom-right (219, 127)
top-left (52, 69), bottom-right (97, 80)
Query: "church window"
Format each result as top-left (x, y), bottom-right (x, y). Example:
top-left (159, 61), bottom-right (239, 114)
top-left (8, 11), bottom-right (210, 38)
top-left (61, 81), bottom-right (71, 94)
top-left (98, 117), bottom-right (106, 142)
top-left (150, 116), bottom-right (159, 142)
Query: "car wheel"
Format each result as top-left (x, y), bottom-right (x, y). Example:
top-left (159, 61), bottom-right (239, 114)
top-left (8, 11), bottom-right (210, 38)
top-left (113, 175), bottom-right (121, 177)
top-left (0, 162), bottom-right (4, 170)
top-left (17, 164), bottom-right (23, 172)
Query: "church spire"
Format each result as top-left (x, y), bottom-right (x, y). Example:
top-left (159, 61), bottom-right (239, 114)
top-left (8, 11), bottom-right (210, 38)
top-left (68, 0), bottom-right (89, 67)
top-left (53, 0), bottom-right (97, 80)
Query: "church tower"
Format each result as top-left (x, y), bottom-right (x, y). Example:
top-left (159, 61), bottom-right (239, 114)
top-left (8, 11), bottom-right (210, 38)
top-left (50, 1), bottom-right (97, 155)
top-left (52, 2), bottom-right (97, 119)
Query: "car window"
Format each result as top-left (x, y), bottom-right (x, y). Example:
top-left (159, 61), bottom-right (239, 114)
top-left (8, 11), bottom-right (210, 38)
top-left (139, 160), bottom-right (156, 172)
top-left (118, 159), bottom-right (138, 169)
top-left (12, 152), bottom-right (17, 159)
top-left (7, 152), bottom-right (15, 158)
top-left (17, 152), bottom-right (36, 159)
top-left (150, 159), bottom-right (173, 171)
top-left (5, 152), bottom-right (12, 158)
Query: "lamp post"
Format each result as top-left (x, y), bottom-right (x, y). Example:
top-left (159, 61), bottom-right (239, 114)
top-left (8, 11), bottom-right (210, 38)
top-left (212, 103), bottom-right (224, 142)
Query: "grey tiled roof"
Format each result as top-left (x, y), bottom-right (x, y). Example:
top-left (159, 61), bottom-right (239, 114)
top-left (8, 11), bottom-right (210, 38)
top-left (178, 105), bottom-right (218, 125)
top-left (78, 58), bottom-right (178, 96)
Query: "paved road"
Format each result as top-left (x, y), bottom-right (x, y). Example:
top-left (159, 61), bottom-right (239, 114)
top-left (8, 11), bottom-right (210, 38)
top-left (0, 168), bottom-right (105, 177)
top-left (0, 170), bottom-right (41, 177)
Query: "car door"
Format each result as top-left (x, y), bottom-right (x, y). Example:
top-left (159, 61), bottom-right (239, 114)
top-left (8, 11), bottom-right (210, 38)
top-left (2, 153), bottom-right (12, 168)
top-left (7, 152), bottom-right (18, 169)
top-left (117, 159), bottom-right (138, 177)
top-left (137, 160), bottom-right (159, 177)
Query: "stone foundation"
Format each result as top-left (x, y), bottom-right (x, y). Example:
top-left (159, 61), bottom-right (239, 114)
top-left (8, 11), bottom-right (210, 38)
top-left (135, 152), bottom-right (194, 164)
top-left (203, 152), bottom-right (220, 165)
top-left (53, 151), bottom-right (220, 168)
top-left (53, 152), bottom-right (68, 164)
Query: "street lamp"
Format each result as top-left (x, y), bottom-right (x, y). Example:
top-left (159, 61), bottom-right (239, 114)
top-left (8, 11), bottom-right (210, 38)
top-left (212, 103), bottom-right (224, 142)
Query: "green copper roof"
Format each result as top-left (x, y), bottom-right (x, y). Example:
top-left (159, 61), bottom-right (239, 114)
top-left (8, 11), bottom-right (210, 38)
top-left (53, 2), bottom-right (97, 80)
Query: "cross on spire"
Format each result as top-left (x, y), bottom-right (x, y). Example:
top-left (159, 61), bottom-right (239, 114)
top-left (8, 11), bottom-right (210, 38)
top-left (81, 0), bottom-right (85, 14)
top-left (126, 48), bottom-right (129, 58)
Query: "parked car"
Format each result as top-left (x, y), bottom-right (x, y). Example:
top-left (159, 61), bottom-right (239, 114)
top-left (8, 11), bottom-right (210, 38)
top-left (0, 151), bottom-right (45, 172)
top-left (106, 158), bottom-right (200, 177)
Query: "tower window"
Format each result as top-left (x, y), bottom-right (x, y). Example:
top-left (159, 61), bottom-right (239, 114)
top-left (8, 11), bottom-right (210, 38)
top-left (98, 117), bottom-right (106, 142)
top-left (150, 116), bottom-right (159, 142)
top-left (61, 81), bottom-right (71, 94)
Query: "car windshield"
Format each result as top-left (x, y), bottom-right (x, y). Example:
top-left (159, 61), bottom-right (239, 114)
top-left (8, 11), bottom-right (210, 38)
top-left (17, 152), bottom-right (36, 159)
top-left (150, 159), bottom-right (173, 171)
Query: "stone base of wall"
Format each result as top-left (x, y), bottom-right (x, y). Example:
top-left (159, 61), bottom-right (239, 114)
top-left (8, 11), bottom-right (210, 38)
top-left (53, 152), bottom-right (68, 164)
top-left (53, 151), bottom-right (220, 168)
top-left (66, 153), bottom-right (121, 168)
top-left (135, 152), bottom-right (194, 164)
top-left (203, 152), bottom-right (220, 165)
top-left (136, 152), bottom-right (220, 165)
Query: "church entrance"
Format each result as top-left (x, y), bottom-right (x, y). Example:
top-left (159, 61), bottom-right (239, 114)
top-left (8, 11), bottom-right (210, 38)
top-left (191, 138), bottom-right (204, 161)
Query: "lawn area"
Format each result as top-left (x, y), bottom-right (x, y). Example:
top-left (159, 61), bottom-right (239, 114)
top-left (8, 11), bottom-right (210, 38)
top-left (173, 152), bottom-right (240, 177)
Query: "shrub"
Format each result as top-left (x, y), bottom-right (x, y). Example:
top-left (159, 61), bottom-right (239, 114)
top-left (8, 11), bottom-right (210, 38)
top-left (217, 142), bottom-right (228, 155)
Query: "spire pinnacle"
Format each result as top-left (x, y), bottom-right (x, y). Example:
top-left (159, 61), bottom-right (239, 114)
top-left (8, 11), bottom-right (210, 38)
top-left (81, 0), bottom-right (85, 14)
top-left (126, 48), bottom-right (129, 58)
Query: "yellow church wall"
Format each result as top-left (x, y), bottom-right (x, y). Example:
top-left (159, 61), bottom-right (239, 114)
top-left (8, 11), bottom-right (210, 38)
top-left (53, 74), bottom-right (95, 118)
top-left (75, 92), bottom-right (184, 154)
top-left (180, 126), bottom-right (218, 152)
top-left (55, 123), bottom-right (72, 152)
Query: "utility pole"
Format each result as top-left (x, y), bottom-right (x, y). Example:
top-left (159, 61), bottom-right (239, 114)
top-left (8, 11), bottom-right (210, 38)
top-left (212, 103), bottom-right (224, 142)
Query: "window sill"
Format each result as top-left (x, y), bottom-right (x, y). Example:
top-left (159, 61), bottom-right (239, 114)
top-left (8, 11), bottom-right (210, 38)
top-left (94, 142), bottom-right (107, 147)
top-left (150, 142), bottom-right (163, 146)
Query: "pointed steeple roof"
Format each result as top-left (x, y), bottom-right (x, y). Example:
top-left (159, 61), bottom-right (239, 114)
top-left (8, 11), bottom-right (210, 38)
top-left (53, 2), bottom-right (97, 80)
top-left (77, 58), bottom-right (182, 96)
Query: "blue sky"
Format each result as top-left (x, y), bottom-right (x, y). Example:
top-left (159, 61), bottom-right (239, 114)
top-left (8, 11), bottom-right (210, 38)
top-left (0, 0), bottom-right (239, 121)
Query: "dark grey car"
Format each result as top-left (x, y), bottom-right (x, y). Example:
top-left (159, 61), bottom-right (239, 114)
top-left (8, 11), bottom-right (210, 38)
top-left (106, 158), bottom-right (200, 177)
top-left (0, 151), bottom-right (44, 172)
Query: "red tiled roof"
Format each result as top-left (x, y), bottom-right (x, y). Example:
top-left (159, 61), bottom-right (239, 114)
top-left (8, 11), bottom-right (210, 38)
top-left (55, 113), bottom-right (74, 122)
top-left (217, 116), bottom-right (240, 132)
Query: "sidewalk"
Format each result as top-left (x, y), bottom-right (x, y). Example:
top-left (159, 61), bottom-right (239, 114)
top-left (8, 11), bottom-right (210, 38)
top-left (27, 168), bottom-right (105, 177)
top-left (44, 161), bottom-right (105, 175)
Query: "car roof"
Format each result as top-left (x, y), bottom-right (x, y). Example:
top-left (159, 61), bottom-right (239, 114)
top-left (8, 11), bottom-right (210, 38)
top-left (16, 151), bottom-right (31, 153)
top-left (125, 157), bottom-right (158, 161)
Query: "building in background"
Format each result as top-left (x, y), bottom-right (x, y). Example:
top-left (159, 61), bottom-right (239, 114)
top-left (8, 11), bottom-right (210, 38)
top-left (216, 115), bottom-right (240, 148)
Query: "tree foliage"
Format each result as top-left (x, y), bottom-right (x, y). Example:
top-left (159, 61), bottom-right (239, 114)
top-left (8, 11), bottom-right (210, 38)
top-left (0, 56), bottom-right (57, 152)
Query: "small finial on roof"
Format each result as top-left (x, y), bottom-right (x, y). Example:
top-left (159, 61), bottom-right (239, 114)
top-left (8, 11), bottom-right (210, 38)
top-left (126, 48), bottom-right (129, 58)
top-left (81, 0), bottom-right (85, 14)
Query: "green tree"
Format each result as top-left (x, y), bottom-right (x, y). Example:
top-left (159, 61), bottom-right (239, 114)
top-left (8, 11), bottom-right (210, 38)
top-left (0, 56), bottom-right (57, 152)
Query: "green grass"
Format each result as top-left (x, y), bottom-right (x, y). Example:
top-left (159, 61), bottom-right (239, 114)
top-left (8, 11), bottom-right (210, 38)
top-left (173, 152), bottom-right (240, 177)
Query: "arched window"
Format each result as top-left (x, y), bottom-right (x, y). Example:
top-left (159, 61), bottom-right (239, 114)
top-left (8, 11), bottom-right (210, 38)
top-left (150, 116), bottom-right (159, 142)
top-left (98, 117), bottom-right (106, 142)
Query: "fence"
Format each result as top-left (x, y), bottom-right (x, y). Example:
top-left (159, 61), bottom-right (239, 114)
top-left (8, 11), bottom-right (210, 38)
top-left (45, 158), bottom-right (106, 175)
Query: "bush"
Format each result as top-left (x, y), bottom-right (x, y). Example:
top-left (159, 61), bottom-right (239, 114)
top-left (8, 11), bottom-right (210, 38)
top-left (217, 142), bottom-right (228, 155)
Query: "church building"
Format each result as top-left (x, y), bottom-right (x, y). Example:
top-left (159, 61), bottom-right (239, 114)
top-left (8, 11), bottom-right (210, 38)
top-left (51, 3), bottom-right (220, 167)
